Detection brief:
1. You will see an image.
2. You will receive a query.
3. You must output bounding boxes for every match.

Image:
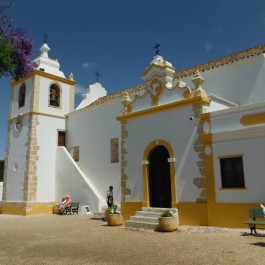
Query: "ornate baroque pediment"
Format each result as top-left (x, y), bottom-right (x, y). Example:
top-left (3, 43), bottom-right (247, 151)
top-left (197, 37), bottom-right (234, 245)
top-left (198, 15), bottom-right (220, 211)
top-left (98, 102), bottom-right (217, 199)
top-left (119, 55), bottom-right (210, 116)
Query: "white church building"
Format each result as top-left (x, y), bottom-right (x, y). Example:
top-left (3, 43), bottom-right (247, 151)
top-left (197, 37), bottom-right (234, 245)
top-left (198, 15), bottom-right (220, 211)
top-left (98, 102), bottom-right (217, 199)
top-left (1, 42), bottom-right (265, 228)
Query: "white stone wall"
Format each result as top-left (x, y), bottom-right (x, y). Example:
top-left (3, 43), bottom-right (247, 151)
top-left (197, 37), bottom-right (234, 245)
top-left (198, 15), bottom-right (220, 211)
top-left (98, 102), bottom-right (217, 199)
top-left (56, 147), bottom-right (105, 211)
top-left (213, 138), bottom-right (265, 203)
top-left (5, 116), bottom-right (29, 201)
top-left (125, 105), bottom-right (201, 202)
top-left (211, 102), bottom-right (265, 203)
top-left (0, 182), bottom-right (3, 201)
top-left (181, 54), bottom-right (265, 105)
top-left (36, 115), bottom-right (66, 201)
top-left (67, 99), bottom-right (122, 205)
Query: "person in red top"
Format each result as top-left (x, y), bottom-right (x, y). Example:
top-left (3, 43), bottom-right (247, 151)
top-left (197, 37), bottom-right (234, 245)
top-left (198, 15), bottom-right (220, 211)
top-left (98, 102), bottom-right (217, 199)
top-left (58, 195), bottom-right (72, 215)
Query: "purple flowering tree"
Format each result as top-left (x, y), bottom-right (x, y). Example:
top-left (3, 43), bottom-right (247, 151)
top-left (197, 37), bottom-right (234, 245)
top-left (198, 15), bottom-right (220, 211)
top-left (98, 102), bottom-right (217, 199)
top-left (0, 3), bottom-right (35, 81)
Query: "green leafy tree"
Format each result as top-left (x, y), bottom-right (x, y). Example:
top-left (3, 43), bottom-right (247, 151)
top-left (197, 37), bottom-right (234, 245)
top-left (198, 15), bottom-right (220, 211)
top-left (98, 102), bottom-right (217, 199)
top-left (0, 2), bottom-right (35, 81)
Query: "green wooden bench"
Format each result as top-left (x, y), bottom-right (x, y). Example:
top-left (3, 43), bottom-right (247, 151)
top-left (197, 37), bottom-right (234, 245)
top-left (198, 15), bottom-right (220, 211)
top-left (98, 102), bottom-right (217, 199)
top-left (64, 202), bottom-right (80, 215)
top-left (244, 208), bottom-right (265, 234)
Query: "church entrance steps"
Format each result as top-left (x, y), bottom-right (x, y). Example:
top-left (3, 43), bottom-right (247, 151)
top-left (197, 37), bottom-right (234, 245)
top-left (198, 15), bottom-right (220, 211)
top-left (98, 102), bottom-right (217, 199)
top-left (124, 207), bottom-right (178, 230)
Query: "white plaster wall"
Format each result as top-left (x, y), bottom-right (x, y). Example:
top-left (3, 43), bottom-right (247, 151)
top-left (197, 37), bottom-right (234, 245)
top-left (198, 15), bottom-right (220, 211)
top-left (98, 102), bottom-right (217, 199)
top-left (36, 115), bottom-right (66, 201)
top-left (56, 147), bottom-right (105, 211)
top-left (38, 78), bottom-right (71, 115)
top-left (206, 101), bottom-right (231, 112)
top-left (213, 137), bottom-right (265, 203)
top-left (130, 86), bottom-right (185, 113)
top-left (6, 116), bottom-right (29, 201)
top-left (181, 54), bottom-right (265, 105)
top-left (11, 78), bottom-right (33, 118)
top-left (76, 83), bottom-right (107, 110)
top-left (67, 99), bottom-right (122, 205)
top-left (0, 182), bottom-right (3, 201)
top-left (210, 102), bottom-right (265, 134)
top-left (125, 106), bottom-right (202, 203)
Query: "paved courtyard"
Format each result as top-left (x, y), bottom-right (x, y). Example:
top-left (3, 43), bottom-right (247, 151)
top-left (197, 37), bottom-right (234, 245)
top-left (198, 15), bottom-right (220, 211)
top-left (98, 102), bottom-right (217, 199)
top-left (0, 214), bottom-right (265, 265)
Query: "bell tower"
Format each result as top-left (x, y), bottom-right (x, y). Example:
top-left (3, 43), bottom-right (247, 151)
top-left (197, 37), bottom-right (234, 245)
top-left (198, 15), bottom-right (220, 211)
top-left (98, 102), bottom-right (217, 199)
top-left (2, 42), bottom-right (75, 215)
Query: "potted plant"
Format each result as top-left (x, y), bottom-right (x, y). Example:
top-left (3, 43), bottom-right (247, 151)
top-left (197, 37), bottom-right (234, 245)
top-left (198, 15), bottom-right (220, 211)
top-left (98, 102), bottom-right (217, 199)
top-left (158, 210), bottom-right (178, 232)
top-left (105, 205), bottom-right (124, 226)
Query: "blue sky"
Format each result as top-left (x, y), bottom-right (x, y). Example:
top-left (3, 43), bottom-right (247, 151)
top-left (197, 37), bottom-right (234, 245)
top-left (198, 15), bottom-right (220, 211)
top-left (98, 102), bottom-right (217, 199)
top-left (1, 0), bottom-right (265, 159)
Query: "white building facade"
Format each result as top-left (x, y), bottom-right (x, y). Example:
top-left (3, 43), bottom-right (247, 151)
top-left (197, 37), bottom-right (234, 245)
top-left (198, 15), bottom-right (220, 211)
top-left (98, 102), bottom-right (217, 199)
top-left (1, 43), bottom-right (265, 228)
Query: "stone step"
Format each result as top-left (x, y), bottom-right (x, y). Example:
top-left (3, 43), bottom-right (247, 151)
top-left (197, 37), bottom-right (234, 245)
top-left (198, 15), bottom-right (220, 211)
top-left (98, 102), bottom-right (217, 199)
top-left (124, 207), bottom-right (178, 230)
top-left (124, 220), bottom-right (158, 230)
top-left (135, 211), bottom-right (161, 218)
top-left (141, 207), bottom-right (178, 214)
top-left (130, 215), bottom-right (159, 223)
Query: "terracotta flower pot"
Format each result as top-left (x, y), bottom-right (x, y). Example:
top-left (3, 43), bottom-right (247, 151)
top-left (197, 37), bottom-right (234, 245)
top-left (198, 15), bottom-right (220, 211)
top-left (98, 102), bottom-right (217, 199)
top-left (107, 214), bottom-right (124, 226)
top-left (158, 217), bottom-right (178, 232)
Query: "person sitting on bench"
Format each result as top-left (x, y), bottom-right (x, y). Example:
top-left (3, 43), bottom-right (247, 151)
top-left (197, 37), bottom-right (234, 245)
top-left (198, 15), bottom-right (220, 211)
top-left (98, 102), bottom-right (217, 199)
top-left (58, 195), bottom-right (72, 215)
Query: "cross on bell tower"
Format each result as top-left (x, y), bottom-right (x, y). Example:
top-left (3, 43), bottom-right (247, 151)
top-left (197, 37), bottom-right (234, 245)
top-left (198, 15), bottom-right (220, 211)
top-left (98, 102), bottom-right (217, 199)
top-left (44, 34), bottom-right (48, 44)
top-left (95, 71), bottom-right (101, 82)
top-left (154, 42), bottom-right (161, 56)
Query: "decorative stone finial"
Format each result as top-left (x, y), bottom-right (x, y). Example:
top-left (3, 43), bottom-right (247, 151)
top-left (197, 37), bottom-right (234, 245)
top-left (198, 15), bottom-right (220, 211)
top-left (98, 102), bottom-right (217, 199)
top-left (121, 93), bottom-right (133, 114)
top-left (69, 72), bottom-right (75, 81)
top-left (192, 71), bottom-right (204, 89)
top-left (40, 43), bottom-right (50, 58)
top-left (192, 71), bottom-right (208, 98)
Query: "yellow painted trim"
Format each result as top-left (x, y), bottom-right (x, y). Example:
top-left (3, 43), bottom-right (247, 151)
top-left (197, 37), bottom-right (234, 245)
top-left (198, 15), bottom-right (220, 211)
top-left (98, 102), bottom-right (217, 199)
top-left (120, 201), bottom-right (261, 228)
top-left (9, 111), bottom-right (66, 122)
top-left (201, 133), bottom-right (212, 144)
top-left (142, 140), bottom-right (177, 207)
top-left (200, 112), bottom-right (211, 121)
top-left (11, 70), bottom-right (75, 87)
top-left (202, 112), bottom-right (217, 225)
top-left (177, 202), bottom-right (208, 226)
top-left (121, 201), bottom-right (146, 221)
top-left (117, 96), bottom-right (211, 121)
top-left (218, 154), bottom-right (244, 159)
top-left (206, 203), bottom-right (261, 228)
top-left (174, 202), bottom-right (259, 228)
top-left (1, 201), bottom-right (56, 216)
top-left (48, 82), bottom-right (63, 109)
top-left (240, 112), bottom-right (265, 126)
top-left (219, 188), bottom-right (247, 190)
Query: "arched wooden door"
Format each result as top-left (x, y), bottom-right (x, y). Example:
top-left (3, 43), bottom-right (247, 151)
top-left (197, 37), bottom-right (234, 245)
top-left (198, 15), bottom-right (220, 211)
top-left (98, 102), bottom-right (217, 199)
top-left (148, 145), bottom-right (172, 208)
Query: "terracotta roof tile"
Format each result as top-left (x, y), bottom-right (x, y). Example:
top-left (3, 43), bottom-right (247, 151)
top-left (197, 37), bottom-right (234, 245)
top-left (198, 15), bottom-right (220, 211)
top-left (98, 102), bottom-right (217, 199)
top-left (74, 43), bottom-right (265, 112)
top-left (174, 43), bottom-right (265, 79)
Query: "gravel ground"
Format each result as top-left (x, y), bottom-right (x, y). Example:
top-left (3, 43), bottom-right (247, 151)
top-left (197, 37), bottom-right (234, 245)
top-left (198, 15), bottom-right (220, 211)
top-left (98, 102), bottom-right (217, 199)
top-left (0, 214), bottom-right (265, 265)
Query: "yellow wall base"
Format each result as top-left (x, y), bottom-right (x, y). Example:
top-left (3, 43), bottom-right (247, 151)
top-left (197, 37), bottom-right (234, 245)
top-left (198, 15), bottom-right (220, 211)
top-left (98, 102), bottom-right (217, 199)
top-left (207, 202), bottom-right (260, 228)
top-left (1, 201), bottom-right (56, 216)
top-left (176, 202), bottom-right (208, 226)
top-left (121, 201), bottom-right (147, 221)
top-left (122, 201), bottom-right (258, 228)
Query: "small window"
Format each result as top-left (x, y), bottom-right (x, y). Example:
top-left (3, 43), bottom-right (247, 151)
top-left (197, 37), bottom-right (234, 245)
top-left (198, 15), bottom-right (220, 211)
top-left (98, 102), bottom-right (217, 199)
top-left (220, 156), bottom-right (245, 188)
top-left (73, 146), bottom-right (80, 162)
top-left (58, 131), bottom-right (66, 146)
top-left (49, 84), bottom-right (60, 107)
top-left (18, 83), bottom-right (26, 108)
